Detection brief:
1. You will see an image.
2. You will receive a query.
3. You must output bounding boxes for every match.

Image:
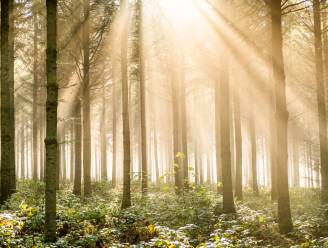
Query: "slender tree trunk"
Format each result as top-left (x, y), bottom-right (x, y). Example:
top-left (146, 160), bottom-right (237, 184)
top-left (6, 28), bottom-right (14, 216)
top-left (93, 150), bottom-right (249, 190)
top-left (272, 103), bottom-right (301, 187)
top-left (1, 0), bottom-right (16, 203)
top-left (199, 153), bottom-right (204, 185)
top-left (112, 81), bottom-right (117, 187)
top-left (270, 0), bottom-right (293, 233)
top-left (73, 101), bottom-right (82, 196)
top-left (154, 129), bottom-right (160, 183)
top-left (9, 0), bottom-right (16, 190)
top-left (45, 0), bottom-right (58, 241)
top-left (234, 87), bottom-right (243, 200)
top-left (32, 9), bottom-right (39, 181)
top-left (194, 143), bottom-right (199, 185)
top-left (249, 111), bottom-right (259, 195)
top-left (180, 60), bottom-right (189, 189)
top-left (100, 84), bottom-right (107, 181)
top-left (172, 70), bottom-right (182, 193)
top-left (20, 124), bottom-right (25, 179)
top-left (219, 54), bottom-right (235, 213)
top-left (136, 0), bottom-right (148, 195)
top-left (292, 130), bottom-right (300, 187)
top-left (70, 121), bottom-right (74, 181)
top-left (207, 153), bottom-right (211, 183)
top-left (215, 71), bottom-right (222, 188)
top-left (62, 125), bottom-right (67, 181)
top-left (313, 0), bottom-right (328, 203)
top-left (121, 0), bottom-right (132, 209)
top-left (40, 94), bottom-right (46, 181)
top-left (82, 0), bottom-right (92, 197)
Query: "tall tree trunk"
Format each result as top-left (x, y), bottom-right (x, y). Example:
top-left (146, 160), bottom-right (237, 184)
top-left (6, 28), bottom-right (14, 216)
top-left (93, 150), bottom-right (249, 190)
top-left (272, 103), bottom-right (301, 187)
top-left (70, 121), bottom-right (74, 181)
top-left (20, 124), bottom-right (25, 179)
top-left (100, 84), bottom-right (107, 181)
top-left (136, 0), bottom-right (148, 195)
top-left (194, 143), bottom-right (199, 185)
top-left (1, 0), bottom-right (16, 203)
top-left (207, 153), bottom-right (211, 183)
top-left (45, 0), bottom-right (58, 241)
top-left (40, 94), bottom-right (46, 181)
top-left (112, 80), bottom-right (117, 187)
top-left (270, 0), bottom-right (293, 233)
top-left (199, 152), bottom-right (204, 185)
top-left (313, 0), bottom-right (328, 203)
top-left (172, 69), bottom-right (182, 193)
top-left (249, 111), bottom-right (259, 195)
top-left (292, 130), bottom-right (300, 187)
top-left (32, 8), bottom-right (39, 181)
top-left (121, 0), bottom-right (132, 209)
top-left (61, 125), bottom-right (67, 181)
top-left (219, 54), bottom-right (235, 213)
top-left (215, 70), bottom-right (222, 188)
top-left (180, 59), bottom-right (189, 189)
top-left (234, 87), bottom-right (243, 200)
top-left (73, 101), bottom-right (82, 196)
top-left (154, 129), bottom-right (160, 183)
top-left (82, 0), bottom-right (92, 197)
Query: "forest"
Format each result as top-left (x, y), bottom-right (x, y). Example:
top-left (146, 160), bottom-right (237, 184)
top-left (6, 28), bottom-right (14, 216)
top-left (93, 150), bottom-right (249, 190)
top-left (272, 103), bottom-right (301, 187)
top-left (1, 0), bottom-right (328, 247)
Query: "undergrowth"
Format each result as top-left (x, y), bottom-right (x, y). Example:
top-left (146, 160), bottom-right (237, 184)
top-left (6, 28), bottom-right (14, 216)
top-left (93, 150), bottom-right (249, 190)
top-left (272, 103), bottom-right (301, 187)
top-left (0, 180), bottom-right (327, 247)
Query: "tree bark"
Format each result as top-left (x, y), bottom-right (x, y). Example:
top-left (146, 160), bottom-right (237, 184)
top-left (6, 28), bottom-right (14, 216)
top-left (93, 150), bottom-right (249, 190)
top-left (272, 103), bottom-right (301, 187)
top-left (45, 0), bottom-right (58, 241)
top-left (313, 0), bottom-right (328, 203)
top-left (270, 0), bottom-right (293, 233)
top-left (234, 87), bottom-right (243, 200)
top-left (1, 0), bottom-right (16, 203)
top-left (73, 100), bottom-right (82, 196)
top-left (82, 0), bottom-right (92, 197)
top-left (219, 54), bottom-right (235, 213)
top-left (249, 109), bottom-right (259, 195)
top-left (32, 8), bottom-right (39, 181)
top-left (215, 70), bottom-right (222, 188)
top-left (112, 80), bottom-right (117, 187)
top-left (136, 0), bottom-right (148, 195)
top-left (121, 0), bottom-right (132, 209)
top-left (100, 84), bottom-right (108, 181)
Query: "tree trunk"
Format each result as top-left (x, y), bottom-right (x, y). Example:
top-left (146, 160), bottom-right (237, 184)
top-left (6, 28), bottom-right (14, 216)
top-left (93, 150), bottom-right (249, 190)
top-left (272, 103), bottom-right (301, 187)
top-left (136, 0), bottom-right (148, 195)
top-left (219, 54), bottom-right (235, 213)
top-left (70, 121), bottom-right (74, 182)
top-left (100, 84), bottom-right (108, 181)
top-left (207, 153), bottom-right (211, 183)
top-left (121, 0), bottom-right (132, 209)
top-left (20, 124), bottom-right (25, 179)
top-left (73, 101), bottom-right (82, 196)
top-left (234, 87), bottom-right (243, 200)
top-left (215, 69), bottom-right (222, 188)
top-left (172, 68), bottom-right (182, 193)
top-left (194, 143), bottom-right (199, 185)
top-left (62, 125), bottom-right (67, 181)
top-left (32, 8), bottom-right (39, 181)
top-left (270, 0), bottom-right (293, 233)
top-left (82, 0), bottom-right (92, 197)
top-left (154, 129), bottom-right (160, 183)
top-left (180, 59), bottom-right (189, 189)
top-left (112, 80), bottom-right (117, 187)
top-left (249, 111), bottom-right (259, 195)
top-left (292, 130), bottom-right (300, 187)
top-left (1, 0), bottom-right (16, 203)
top-left (313, 0), bottom-right (328, 203)
top-left (45, 0), bottom-right (58, 241)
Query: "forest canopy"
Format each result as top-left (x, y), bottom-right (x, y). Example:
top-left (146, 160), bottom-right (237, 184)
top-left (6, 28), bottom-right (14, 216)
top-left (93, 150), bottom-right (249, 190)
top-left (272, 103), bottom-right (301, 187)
top-left (0, 0), bottom-right (328, 247)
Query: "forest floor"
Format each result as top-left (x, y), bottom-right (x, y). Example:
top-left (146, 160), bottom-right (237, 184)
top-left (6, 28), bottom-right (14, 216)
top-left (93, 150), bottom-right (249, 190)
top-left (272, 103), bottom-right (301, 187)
top-left (0, 181), bottom-right (328, 247)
